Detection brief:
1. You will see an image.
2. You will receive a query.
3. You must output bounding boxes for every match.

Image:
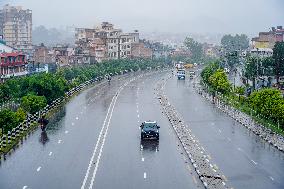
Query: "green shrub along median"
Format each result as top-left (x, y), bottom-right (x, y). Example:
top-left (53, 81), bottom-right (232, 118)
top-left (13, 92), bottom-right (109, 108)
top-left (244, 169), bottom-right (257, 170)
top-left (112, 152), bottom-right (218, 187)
top-left (0, 58), bottom-right (168, 136)
top-left (200, 62), bottom-right (284, 135)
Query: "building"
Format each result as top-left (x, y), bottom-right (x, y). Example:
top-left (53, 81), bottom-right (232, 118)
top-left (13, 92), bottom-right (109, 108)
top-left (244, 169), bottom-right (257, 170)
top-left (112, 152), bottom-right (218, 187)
top-left (131, 43), bottom-right (153, 59)
top-left (34, 43), bottom-right (52, 64)
top-left (0, 52), bottom-right (27, 82)
top-left (75, 22), bottom-right (140, 62)
top-left (0, 5), bottom-right (32, 54)
top-left (252, 26), bottom-right (284, 49)
top-left (0, 37), bottom-right (14, 53)
top-left (250, 48), bottom-right (273, 57)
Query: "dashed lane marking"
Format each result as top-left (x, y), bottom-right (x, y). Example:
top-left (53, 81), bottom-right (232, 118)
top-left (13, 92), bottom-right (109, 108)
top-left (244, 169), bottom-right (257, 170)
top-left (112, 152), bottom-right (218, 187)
top-left (218, 129), bottom-right (222, 133)
top-left (141, 157), bottom-right (144, 162)
top-left (137, 114), bottom-right (140, 118)
top-left (227, 137), bottom-right (232, 141)
top-left (58, 140), bottom-right (62, 144)
top-left (270, 176), bottom-right (274, 181)
top-left (76, 117), bottom-right (79, 120)
top-left (144, 172), bottom-right (147, 179)
top-left (23, 186), bottom-right (28, 189)
top-left (49, 152), bottom-right (53, 156)
top-left (72, 122), bottom-right (75, 126)
top-left (192, 176), bottom-right (197, 184)
top-left (65, 130), bottom-right (69, 134)
top-left (37, 166), bottom-right (41, 172)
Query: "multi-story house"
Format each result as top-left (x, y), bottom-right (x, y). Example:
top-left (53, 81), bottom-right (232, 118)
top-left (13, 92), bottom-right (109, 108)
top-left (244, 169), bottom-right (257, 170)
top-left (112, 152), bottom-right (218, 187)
top-left (0, 5), bottom-right (32, 55)
top-left (75, 22), bottom-right (140, 62)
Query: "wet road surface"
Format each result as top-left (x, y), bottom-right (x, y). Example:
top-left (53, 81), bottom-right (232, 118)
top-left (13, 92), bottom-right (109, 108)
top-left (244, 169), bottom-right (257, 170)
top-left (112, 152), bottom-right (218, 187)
top-left (0, 71), bottom-right (200, 189)
top-left (1, 69), bottom-right (284, 189)
top-left (165, 69), bottom-right (284, 189)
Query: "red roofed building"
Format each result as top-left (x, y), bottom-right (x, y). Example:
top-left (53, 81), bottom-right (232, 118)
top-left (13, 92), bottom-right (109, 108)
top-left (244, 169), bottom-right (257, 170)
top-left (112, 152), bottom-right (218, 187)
top-left (0, 52), bottom-right (27, 82)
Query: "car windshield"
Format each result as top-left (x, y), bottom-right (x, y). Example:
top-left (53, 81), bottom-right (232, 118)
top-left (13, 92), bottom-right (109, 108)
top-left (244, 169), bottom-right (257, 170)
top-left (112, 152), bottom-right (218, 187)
top-left (143, 123), bottom-right (157, 130)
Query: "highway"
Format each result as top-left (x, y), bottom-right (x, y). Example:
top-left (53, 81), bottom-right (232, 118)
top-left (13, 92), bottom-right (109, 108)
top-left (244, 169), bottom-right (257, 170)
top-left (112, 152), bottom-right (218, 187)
top-left (0, 69), bottom-right (284, 189)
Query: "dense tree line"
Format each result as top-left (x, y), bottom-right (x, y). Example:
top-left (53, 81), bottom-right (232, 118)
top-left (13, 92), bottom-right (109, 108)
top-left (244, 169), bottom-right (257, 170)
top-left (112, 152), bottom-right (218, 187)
top-left (201, 61), bottom-right (284, 129)
top-left (0, 58), bottom-right (167, 134)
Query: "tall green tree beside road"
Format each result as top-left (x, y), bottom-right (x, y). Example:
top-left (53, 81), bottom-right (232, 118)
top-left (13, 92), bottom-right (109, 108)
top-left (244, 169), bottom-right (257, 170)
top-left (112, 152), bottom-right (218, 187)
top-left (272, 42), bottom-right (284, 84)
top-left (208, 69), bottom-right (231, 94)
top-left (200, 62), bottom-right (219, 84)
top-left (184, 37), bottom-right (204, 63)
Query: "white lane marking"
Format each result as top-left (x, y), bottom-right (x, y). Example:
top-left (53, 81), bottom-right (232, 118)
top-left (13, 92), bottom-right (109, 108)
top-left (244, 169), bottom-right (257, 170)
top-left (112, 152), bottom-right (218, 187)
top-left (81, 80), bottom-right (133, 189)
top-left (251, 159), bottom-right (258, 165)
top-left (88, 86), bottom-right (123, 189)
top-left (192, 176), bottom-right (197, 184)
top-left (270, 176), bottom-right (274, 181)
top-left (23, 186), bottom-right (28, 189)
top-left (58, 140), bottom-right (62, 144)
top-left (49, 152), bottom-right (53, 156)
top-left (211, 122), bottom-right (215, 126)
top-left (142, 157), bottom-right (144, 162)
top-left (136, 109), bottom-right (139, 113)
top-left (144, 172), bottom-right (147, 179)
top-left (37, 166), bottom-right (41, 172)
top-left (72, 122), bottom-right (75, 126)
top-left (137, 114), bottom-right (140, 118)
top-left (76, 117), bottom-right (79, 120)
top-left (237, 147), bottom-right (242, 151)
top-left (227, 137), bottom-right (231, 141)
top-left (81, 95), bottom-right (116, 189)
top-left (65, 130), bottom-right (69, 134)
top-left (218, 129), bottom-right (222, 133)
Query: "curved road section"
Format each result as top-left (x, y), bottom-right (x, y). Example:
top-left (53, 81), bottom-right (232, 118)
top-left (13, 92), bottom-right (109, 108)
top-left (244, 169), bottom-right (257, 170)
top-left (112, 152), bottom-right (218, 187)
top-left (0, 69), bottom-right (283, 189)
top-left (0, 71), bottom-right (201, 189)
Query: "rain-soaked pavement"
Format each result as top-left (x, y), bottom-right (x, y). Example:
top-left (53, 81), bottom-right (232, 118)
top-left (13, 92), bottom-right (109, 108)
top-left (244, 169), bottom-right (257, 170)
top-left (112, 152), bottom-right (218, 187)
top-left (0, 69), bottom-right (284, 189)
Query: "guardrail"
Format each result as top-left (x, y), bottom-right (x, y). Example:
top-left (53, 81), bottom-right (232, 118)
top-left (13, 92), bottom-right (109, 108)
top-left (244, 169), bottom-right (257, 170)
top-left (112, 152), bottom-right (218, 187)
top-left (0, 69), bottom-right (130, 155)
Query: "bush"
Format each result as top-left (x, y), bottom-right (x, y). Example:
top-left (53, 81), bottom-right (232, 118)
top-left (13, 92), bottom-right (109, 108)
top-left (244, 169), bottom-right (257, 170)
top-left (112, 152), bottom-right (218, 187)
top-left (0, 109), bottom-right (18, 134)
top-left (21, 94), bottom-right (47, 114)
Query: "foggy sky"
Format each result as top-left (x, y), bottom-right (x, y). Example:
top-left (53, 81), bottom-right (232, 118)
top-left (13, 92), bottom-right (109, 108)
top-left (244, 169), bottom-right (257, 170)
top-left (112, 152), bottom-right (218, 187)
top-left (2, 0), bottom-right (284, 34)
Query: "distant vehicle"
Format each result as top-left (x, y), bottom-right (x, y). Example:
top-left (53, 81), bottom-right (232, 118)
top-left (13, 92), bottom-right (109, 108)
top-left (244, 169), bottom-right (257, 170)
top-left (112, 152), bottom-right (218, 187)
top-left (189, 71), bottom-right (195, 79)
top-left (184, 64), bottom-right (193, 69)
top-left (177, 69), bottom-right (186, 80)
top-left (140, 121), bottom-right (160, 140)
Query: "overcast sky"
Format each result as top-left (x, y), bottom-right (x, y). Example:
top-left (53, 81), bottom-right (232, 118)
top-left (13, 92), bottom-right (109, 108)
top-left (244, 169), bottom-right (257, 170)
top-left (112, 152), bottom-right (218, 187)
top-left (1, 0), bottom-right (284, 34)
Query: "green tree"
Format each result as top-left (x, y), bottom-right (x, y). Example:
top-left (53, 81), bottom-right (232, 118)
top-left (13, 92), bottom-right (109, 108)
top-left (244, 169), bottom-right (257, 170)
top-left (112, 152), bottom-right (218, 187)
top-left (249, 88), bottom-right (283, 123)
top-left (209, 69), bottom-right (231, 94)
top-left (15, 107), bottom-right (26, 123)
top-left (184, 37), bottom-right (204, 63)
top-left (0, 109), bottom-right (18, 134)
top-left (21, 94), bottom-right (47, 114)
top-left (272, 42), bottom-right (284, 85)
top-left (201, 62), bottom-right (219, 84)
top-left (221, 34), bottom-right (249, 52)
top-left (244, 56), bottom-right (258, 89)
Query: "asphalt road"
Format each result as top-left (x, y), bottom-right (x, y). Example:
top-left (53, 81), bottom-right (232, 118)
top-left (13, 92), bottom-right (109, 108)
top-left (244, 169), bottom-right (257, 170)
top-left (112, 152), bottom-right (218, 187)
top-left (165, 68), bottom-right (284, 189)
top-left (1, 68), bottom-right (284, 189)
top-left (0, 71), bottom-right (201, 189)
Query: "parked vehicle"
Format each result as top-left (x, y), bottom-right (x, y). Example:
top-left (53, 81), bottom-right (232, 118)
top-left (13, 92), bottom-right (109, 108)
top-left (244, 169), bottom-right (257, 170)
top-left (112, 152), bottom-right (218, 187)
top-left (140, 121), bottom-right (160, 140)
